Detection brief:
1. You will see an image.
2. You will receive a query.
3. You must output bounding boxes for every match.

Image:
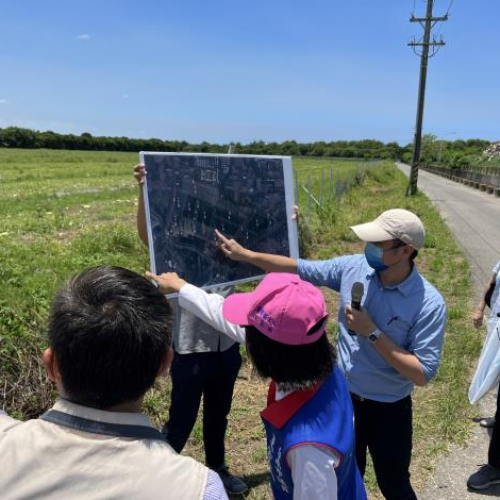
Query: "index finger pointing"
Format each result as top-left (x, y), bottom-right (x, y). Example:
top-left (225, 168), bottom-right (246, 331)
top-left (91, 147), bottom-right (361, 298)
top-left (215, 229), bottom-right (229, 243)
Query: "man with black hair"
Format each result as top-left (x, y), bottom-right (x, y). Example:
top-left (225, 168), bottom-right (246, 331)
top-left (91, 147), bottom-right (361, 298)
top-left (147, 270), bottom-right (367, 500)
top-left (214, 208), bottom-right (447, 500)
top-left (0, 266), bottom-right (228, 500)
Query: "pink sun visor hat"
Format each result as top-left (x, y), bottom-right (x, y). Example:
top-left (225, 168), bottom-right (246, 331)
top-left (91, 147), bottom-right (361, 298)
top-left (222, 273), bottom-right (328, 345)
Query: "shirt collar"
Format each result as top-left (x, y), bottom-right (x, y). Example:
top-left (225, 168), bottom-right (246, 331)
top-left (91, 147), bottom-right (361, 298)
top-left (260, 381), bottom-right (321, 429)
top-left (367, 263), bottom-right (419, 298)
top-left (52, 399), bottom-right (154, 428)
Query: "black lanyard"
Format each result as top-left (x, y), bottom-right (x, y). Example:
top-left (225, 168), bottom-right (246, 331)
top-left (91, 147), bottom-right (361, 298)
top-left (40, 409), bottom-right (167, 441)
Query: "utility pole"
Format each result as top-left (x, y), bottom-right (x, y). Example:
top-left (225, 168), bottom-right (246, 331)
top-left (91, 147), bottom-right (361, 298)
top-left (406, 0), bottom-right (447, 196)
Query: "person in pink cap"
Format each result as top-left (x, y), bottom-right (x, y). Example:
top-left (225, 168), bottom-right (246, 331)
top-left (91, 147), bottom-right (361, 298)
top-left (146, 270), bottom-right (367, 500)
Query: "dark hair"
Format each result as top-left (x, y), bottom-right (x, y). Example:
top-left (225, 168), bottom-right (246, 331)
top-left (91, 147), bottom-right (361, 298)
top-left (244, 322), bottom-right (336, 391)
top-left (392, 239), bottom-right (418, 262)
top-left (48, 266), bottom-right (172, 409)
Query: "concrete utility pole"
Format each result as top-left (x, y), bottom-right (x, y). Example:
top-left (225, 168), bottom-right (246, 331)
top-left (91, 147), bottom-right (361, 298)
top-left (406, 0), bottom-right (448, 196)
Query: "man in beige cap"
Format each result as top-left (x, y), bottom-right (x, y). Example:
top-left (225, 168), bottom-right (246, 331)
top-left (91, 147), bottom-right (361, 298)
top-left (215, 208), bottom-right (447, 500)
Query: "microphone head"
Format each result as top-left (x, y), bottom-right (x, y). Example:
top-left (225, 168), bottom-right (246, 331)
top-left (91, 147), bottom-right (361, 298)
top-left (351, 282), bottom-right (364, 302)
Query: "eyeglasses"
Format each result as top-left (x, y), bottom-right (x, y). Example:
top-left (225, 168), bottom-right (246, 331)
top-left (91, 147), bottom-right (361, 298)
top-left (376, 241), bottom-right (407, 253)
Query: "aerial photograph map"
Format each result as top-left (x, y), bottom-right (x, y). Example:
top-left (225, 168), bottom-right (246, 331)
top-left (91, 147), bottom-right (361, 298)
top-left (142, 152), bottom-right (298, 289)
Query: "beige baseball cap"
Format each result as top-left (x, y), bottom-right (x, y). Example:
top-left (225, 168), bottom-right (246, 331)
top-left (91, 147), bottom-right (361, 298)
top-left (350, 209), bottom-right (425, 250)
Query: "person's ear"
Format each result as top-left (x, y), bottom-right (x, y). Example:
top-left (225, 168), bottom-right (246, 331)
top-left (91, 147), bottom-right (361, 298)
top-left (43, 348), bottom-right (61, 383)
top-left (401, 245), bottom-right (414, 258)
top-left (157, 347), bottom-right (174, 377)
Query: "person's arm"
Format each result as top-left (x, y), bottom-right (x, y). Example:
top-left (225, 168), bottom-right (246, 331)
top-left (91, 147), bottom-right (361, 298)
top-left (472, 273), bottom-right (497, 328)
top-left (133, 164), bottom-right (149, 246)
top-left (287, 445), bottom-right (339, 500)
top-left (145, 272), bottom-right (246, 343)
top-left (371, 333), bottom-right (427, 387)
top-left (215, 229), bottom-right (298, 273)
top-left (204, 469), bottom-right (230, 500)
top-left (345, 304), bottom-right (439, 387)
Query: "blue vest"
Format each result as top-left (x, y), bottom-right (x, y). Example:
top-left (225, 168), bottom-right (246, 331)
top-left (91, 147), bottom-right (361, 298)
top-left (261, 367), bottom-right (366, 500)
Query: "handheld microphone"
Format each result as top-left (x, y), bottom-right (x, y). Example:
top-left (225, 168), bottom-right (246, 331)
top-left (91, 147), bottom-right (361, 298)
top-left (348, 282), bottom-right (364, 335)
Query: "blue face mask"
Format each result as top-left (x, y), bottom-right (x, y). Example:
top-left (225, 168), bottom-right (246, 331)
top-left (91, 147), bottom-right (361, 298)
top-left (364, 242), bottom-right (389, 271)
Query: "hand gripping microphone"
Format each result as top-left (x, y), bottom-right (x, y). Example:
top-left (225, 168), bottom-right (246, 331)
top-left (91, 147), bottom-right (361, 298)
top-left (348, 282), bottom-right (364, 335)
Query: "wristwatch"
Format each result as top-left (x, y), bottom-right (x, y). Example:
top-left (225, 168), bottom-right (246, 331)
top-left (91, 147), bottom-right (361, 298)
top-left (368, 327), bottom-right (383, 344)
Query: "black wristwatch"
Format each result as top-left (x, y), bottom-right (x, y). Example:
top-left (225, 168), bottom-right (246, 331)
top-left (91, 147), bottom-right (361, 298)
top-left (368, 328), bottom-right (383, 344)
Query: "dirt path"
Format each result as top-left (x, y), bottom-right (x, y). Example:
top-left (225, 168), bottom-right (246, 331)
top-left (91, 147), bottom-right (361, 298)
top-left (397, 163), bottom-right (500, 498)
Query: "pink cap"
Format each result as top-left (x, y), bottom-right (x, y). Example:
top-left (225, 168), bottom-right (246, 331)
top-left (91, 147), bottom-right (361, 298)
top-left (222, 273), bottom-right (328, 345)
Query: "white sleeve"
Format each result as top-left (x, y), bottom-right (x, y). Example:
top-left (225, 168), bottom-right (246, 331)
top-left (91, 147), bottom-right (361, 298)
top-left (288, 445), bottom-right (339, 500)
top-left (493, 260), bottom-right (500, 275)
top-left (178, 284), bottom-right (246, 344)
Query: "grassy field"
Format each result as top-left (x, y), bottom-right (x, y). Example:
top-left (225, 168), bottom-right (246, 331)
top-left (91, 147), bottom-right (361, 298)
top-left (0, 148), bottom-right (482, 498)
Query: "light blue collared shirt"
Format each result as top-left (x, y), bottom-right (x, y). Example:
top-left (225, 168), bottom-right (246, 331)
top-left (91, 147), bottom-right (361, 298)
top-left (298, 254), bottom-right (447, 402)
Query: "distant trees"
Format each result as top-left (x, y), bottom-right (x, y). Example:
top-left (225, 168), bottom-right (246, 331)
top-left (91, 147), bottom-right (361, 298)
top-left (415, 134), bottom-right (492, 168)
top-left (0, 127), bottom-right (38, 148)
top-left (0, 126), bottom-right (493, 164)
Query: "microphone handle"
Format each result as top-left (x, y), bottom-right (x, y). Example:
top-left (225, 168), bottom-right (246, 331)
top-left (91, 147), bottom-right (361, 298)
top-left (348, 299), bottom-right (361, 335)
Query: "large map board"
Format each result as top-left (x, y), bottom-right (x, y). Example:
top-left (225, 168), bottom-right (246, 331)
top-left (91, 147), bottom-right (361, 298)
top-left (140, 152), bottom-right (299, 290)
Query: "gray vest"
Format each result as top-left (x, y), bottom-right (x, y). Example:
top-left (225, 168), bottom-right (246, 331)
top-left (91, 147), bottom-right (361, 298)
top-left (172, 286), bottom-right (236, 354)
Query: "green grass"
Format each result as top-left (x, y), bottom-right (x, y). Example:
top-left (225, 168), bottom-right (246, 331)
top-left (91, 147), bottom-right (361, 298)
top-left (0, 149), bottom-right (482, 498)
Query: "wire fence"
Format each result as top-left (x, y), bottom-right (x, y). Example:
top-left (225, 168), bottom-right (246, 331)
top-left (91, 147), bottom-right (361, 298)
top-left (293, 160), bottom-right (379, 220)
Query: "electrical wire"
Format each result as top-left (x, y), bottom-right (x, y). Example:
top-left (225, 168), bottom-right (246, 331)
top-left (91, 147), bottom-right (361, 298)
top-left (444, 0), bottom-right (455, 16)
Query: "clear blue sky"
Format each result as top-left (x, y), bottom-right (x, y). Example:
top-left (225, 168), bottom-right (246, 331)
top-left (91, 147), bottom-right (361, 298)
top-left (0, 0), bottom-right (498, 145)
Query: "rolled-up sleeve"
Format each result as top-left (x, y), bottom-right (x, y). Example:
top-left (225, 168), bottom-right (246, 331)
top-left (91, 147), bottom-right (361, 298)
top-left (408, 301), bottom-right (447, 382)
top-left (297, 257), bottom-right (351, 292)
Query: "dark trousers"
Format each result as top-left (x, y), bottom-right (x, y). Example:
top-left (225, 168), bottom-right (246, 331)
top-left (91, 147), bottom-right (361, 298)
top-left (163, 343), bottom-right (242, 469)
top-left (488, 390), bottom-right (500, 467)
top-left (351, 393), bottom-right (417, 500)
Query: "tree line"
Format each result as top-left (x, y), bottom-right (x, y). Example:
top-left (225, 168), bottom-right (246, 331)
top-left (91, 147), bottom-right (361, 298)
top-left (0, 126), bottom-right (493, 164)
top-left (0, 126), bottom-right (406, 159)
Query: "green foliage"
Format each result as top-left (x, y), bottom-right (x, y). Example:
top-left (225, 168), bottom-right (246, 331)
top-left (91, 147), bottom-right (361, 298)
top-left (415, 133), bottom-right (493, 169)
top-left (0, 127), bottom-right (407, 160)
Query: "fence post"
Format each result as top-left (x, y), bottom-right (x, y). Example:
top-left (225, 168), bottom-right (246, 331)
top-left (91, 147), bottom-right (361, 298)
top-left (320, 170), bottom-right (324, 209)
top-left (294, 170), bottom-right (299, 205)
top-left (329, 169), bottom-right (333, 205)
top-left (336, 171), bottom-right (340, 205)
top-left (307, 175), bottom-right (312, 220)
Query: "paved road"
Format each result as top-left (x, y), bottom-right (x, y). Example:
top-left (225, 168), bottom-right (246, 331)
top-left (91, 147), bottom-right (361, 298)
top-left (397, 163), bottom-right (500, 499)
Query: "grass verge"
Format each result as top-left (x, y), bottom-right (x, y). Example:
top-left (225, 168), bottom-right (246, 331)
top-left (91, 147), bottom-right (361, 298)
top-left (0, 151), bottom-right (482, 498)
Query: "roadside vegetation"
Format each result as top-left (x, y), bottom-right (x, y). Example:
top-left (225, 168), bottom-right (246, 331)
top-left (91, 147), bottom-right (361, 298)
top-left (416, 133), bottom-right (499, 170)
top-left (0, 148), bottom-right (482, 498)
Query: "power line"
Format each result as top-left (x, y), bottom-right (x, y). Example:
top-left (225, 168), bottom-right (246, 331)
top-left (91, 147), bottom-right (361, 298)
top-left (432, 0), bottom-right (455, 40)
top-left (444, 0), bottom-right (455, 16)
top-left (406, 0), bottom-right (449, 196)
